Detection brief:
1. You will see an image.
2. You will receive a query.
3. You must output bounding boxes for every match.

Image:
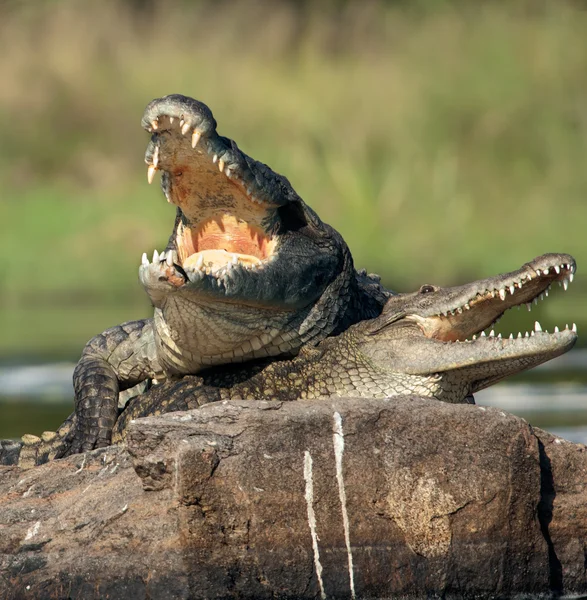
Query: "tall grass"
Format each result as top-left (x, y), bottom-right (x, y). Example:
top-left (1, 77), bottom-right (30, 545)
top-left (0, 1), bottom-right (586, 357)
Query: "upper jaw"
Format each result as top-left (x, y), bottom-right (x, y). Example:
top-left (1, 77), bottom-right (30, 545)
top-left (410, 253), bottom-right (577, 342)
top-left (142, 93), bottom-right (295, 209)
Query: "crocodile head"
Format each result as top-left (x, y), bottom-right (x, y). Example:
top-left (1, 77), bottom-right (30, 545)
top-left (360, 253), bottom-right (578, 399)
top-left (139, 94), bottom-right (356, 372)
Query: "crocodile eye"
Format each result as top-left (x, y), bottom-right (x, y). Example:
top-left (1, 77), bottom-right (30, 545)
top-left (419, 284), bottom-right (436, 294)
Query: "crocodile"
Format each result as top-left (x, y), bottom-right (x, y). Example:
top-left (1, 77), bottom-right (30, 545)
top-left (68, 94), bottom-right (390, 456)
top-left (2, 253), bottom-right (577, 468)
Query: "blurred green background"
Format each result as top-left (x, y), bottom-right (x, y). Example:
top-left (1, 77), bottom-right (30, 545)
top-left (0, 0), bottom-right (585, 363)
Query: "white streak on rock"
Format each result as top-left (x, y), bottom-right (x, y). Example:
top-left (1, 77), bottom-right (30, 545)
top-left (24, 521), bottom-right (41, 541)
top-left (333, 412), bottom-right (356, 600)
top-left (303, 451), bottom-right (326, 600)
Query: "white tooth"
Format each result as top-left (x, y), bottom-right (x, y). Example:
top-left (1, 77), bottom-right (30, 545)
top-left (481, 331), bottom-right (486, 337)
top-left (457, 307), bottom-right (463, 314)
top-left (543, 267), bottom-right (549, 275)
top-left (536, 269), bottom-right (541, 276)
top-left (554, 326), bottom-right (559, 333)
top-left (497, 333), bottom-right (502, 339)
top-left (499, 289), bottom-right (506, 301)
top-left (225, 168), bottom-right (232, 178)
top-left (152, 144), bottom-right (159, 168)
top-left (540, 293), bottom-right (544, 301)
top-left (563, 279), bottom-right (569, 291)
top-left (218, 158), bottom-right (225, 172)
top-left (525, 331), bottom-right (529, 338)
top-left (212, 154), bottom-right (218, 164)
top-left (160, 251), bottom-right (166, 261)
top-left (490, 290), bottom-right (496, 298)
top-left (147, 164), bottom-right (156, 184)
top-left (565, 323), bottom-right (569, 330)
top-left (526, 303), bottom-right (532, 311)
top-left (152, 249), bottom-right (159, 263)
top-left (169, 117), bottom-right (174, 124)
top-left (572, 323), bottom-right (577, 333)
top-left (464, 304), bottom-right (470, 310)
top-left (151, 119), bottom-right (158, 130)
top-left (533, 298), bottom-right (538, 305)
top-left (531, 331), bottom-right (535, 337)
top-left (141, 252), bottom-right (149, 266)
top-left (545, 289), bottom-right (549, 297)
top-left (517, 332), bottom-right (522, 339)
top-left (534, 321), bottom-right (542, 332)
top-left (231, 255), bottom-right (239, 264)
top-left (566, 263), bottom-right (571, 270)
top-left (509, 334), bottom-right (513, 340)
top-left (166, 252), bottom-right (173, 266)
top-left (509, 285), bottom-right (515, 295)
top-left (472, 334), bottom-right (477, 340)
top-left (554, 265), bottom-right (560, 274)
top-left (570, 273), bottom-right (574, 283)
top-left (191, 131), bottom-right (201, 148)
top-left (489, 330), bottom-right (495, 337)
top-left (181, 122), bottom-right (190, 135)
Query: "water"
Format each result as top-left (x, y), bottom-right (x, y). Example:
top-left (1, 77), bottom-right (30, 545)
top-left (1, 352), bottom-right (586, 442)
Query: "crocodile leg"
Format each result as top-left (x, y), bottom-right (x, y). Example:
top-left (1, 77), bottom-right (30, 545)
top-left (70, 318), bottom-right (163, 455)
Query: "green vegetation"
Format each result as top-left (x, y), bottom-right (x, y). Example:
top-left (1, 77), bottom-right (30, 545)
top-left (1, 0), bottom-right (586, 359)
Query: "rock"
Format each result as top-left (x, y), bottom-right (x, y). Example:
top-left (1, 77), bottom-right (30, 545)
top-left (0, 396), bottom-right (586, 599)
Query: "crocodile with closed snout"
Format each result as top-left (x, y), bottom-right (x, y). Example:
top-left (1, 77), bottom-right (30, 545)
top-left (2, 253), bottom-right (577, 468)
top-left (67, 95), bottom-right (391, 457)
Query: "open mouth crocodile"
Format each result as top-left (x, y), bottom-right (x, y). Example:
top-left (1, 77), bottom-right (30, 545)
top-left (66, 94), bottom-right (391, 456)
top-left (3, 253), bottom-right (576, 468)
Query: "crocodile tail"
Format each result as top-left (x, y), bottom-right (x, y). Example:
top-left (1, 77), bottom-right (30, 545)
top-left (0, 413), bottom-right (76, 469)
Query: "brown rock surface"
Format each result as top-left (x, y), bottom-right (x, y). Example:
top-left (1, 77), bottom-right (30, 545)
top-left (1, 396), bottom-right (585, 599)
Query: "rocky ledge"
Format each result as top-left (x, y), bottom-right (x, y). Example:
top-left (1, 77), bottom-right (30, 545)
top-left (1, 397), bottom-right (586, 599)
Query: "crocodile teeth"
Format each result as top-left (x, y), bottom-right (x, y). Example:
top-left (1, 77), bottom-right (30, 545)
top-left (166, 252), bottom-right (174, 267)
top-left (572, 323), bottom-right (577, 332)
top-left (212, 154), bottom-right (218, 164)
top-left (151, 119), bottom-right (158, 130)
top-left (526, 303), bottom-right (532, 311)
top-left (480, 331), bottom-right (486, 337)
top-left (499, 289), bottom-right (506, 301)
top-left (169, 117), bottom-right (174, 124)
top-left (181, 122), bottom-right (190, 135)
top-left (554, 326), bottom-right (560, 333)
top-left (554, 265), bottom-right (560, 274)
top-left (570, 273), bottom-right (574, 283)
top-left (517, 332), bottom-right (522, 339)
top-left (152, 144), bottom-right (159, 168)
top-left (543, 268), bottom-right (549, 275)
top-left (152, 249), bottom-right (159, 263)
top-left (534, 321), bottom-right (542, 332)
top-left (563, 278), bottom-right (569, 291)
top-left (147, 164), bottom-right (156, 184)
top-left (218, 158), bottom-right (225, 172)
top-left (192, 131), bottom-right (201, 148)
top-left (509, 334), bottom-right (513, 339)
top-left (536, 269), bottom-right (541, 276)
top-left (509, 285), bottom-right (515, 295)
top-left (141, 252), bottom-right (149, 266)
top-left (489, 330), bottom-right (495, 337)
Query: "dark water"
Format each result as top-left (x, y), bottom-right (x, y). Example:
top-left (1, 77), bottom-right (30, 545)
top-left (1, 353), bottom-right (586, 442)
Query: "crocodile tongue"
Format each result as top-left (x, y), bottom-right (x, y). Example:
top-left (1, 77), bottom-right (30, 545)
top-left (183, 249), bottom-right (261, 271)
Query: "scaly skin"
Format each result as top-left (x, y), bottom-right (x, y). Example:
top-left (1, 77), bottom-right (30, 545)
top-left (5, 253), bottom-right (577, 468)
top-left (69, 94), bottom-right (390, 455)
